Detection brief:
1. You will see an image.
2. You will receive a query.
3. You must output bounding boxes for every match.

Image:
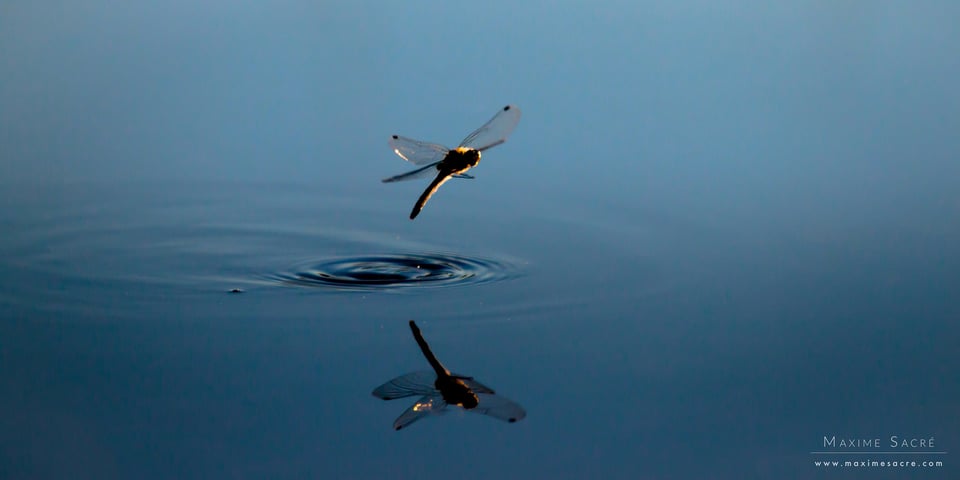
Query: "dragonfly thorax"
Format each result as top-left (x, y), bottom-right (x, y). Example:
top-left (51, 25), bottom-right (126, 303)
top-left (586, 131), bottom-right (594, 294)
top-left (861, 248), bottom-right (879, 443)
top-left (443, 148), bottom-right (481, 171)
top-left (435, 376), bottom-right (480, 409)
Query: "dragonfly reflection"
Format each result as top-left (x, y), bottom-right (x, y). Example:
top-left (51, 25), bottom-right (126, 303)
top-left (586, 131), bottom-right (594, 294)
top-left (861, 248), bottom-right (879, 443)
top-left (372, 320), bottom-right (526, 430)
top-left (383, 105), bottom-right (522, 219)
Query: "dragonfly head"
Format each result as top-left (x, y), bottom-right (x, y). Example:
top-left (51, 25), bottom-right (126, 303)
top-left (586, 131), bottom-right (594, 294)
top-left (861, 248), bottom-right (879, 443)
top-left (453, 392), bottom-right (480, 409)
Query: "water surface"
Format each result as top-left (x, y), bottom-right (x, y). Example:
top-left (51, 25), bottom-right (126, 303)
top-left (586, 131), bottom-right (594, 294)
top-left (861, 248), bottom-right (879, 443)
top-left (2, 1), bottom-right (958, 479)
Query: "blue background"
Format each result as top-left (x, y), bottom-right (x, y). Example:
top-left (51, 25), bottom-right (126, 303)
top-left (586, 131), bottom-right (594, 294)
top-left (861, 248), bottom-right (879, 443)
top-left (1, 1), bottom-right (957, 478)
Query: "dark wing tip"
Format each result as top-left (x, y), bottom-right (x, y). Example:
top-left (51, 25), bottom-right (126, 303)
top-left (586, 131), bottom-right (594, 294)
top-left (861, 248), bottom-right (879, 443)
top-left (395, 425), bottom-right (403, 431)
top-left (503, 105), bottom-right (511, 111)
top-left (508, 418), bottom-right (517, 423)
top-left (409, 320), bottom-right (416, 327)
top-left (392, 134), bottom-right (399, 139)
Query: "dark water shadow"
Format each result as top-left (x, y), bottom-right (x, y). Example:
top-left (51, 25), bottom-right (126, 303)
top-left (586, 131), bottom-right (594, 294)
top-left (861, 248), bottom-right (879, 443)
top-left (372, 320), bottom-right (526, 430)
top-left (263, 253), bottom-right (519, 292)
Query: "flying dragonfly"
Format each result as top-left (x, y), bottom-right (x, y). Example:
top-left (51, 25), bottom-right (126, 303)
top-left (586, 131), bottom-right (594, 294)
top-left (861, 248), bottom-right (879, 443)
top-left (383, 105), bottom-right (522, 219)
top-left (372, 320), bottom-right (527, 430)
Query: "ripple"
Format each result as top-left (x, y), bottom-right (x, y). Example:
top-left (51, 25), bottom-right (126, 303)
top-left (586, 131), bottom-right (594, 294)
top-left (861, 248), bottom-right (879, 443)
top-left (266, 253), bottom-right (518, 291)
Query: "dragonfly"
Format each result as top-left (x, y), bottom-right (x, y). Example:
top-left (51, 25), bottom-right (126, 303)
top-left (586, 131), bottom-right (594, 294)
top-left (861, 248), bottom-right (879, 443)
top-left (372, 320), bottom-right (527, 430)
top-left (383, 105), bottom-right (522, 219)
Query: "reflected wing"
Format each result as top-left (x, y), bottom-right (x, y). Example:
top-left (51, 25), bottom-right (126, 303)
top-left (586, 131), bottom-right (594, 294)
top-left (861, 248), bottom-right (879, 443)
top-left (458, 105), bottom-right (522, 152)
top-left (389, 135), bottom-right (450, 165)
top-left (394, 393), bottom-right (447, 430)
top-left (372, 371), bottom-right (437, 400)
top-left (453, 173), bottom-right (474, 179)
top-left (382, 162), bottom-right (440, 183)
top-left (470, 393), bottom-right (527, 423)
top-left (456, 376), bottom-right (495, 394)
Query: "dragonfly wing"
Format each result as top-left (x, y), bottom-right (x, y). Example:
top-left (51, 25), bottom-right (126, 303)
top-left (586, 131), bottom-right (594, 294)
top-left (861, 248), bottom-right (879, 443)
top-left (389, 135), bottom-right (450, 165)
top-left (382, 162), bottom-right (440, 183)
top-left (372, 371), bottom-right (437, 400)
top-left (457, 376), bottom-right (496, 394)
top-left (458, 105), bottom-right (522, 152)
top-left (394, 393), bottom-right (447, 431)
top-left (470, 393), bottom-right (527, 423)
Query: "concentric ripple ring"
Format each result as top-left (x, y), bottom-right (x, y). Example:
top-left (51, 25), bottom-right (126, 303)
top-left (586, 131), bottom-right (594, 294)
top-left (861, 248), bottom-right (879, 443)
top-left (267, 253), bottom-right (517, 291)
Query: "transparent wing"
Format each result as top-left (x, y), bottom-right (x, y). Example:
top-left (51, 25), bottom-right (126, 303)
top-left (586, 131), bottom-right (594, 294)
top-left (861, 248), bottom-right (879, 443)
top-left (382, 162), bottom-right (441, 183)
top-left (394, 393), bottom-right (447, 430)
top-left (458, 105), bottom-right (522, 152)
top-left (372, 371), bottom-right (437, 400)
top-left (389, 135), bottom-right (450, 166)
top-left (455, 376), bottom-right (495, 394)
top-left (469, 393), bottom-right (527, 423)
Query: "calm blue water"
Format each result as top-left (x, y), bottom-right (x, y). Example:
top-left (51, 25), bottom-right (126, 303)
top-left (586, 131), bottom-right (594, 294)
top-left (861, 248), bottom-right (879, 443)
top-left (2, 2), bottom-right (958, 479)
